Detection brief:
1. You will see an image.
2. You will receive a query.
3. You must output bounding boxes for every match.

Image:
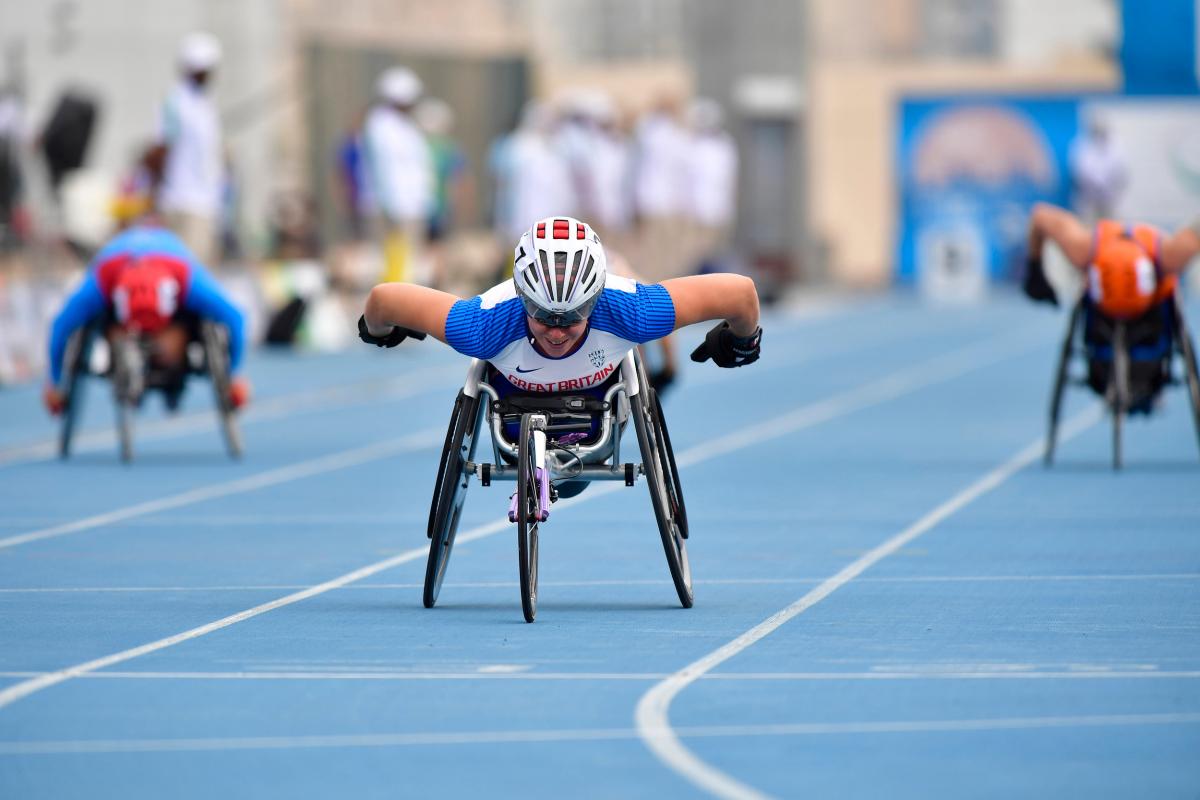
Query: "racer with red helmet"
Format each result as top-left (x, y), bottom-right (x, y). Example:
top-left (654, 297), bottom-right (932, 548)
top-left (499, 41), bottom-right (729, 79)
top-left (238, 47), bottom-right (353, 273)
top-left (359, 215), bottom-right (761, 494)
top-left (43, 223), bottom-right (249, 415)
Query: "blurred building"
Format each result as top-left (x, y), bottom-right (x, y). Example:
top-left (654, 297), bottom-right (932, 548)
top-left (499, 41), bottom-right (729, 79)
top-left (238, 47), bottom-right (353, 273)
top-left (0, 0), bottom-right (1133, 288)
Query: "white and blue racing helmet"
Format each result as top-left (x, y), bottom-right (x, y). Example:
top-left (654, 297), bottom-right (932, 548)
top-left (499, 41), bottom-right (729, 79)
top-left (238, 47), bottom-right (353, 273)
top-left (513, 216), bottom-right (607, 326)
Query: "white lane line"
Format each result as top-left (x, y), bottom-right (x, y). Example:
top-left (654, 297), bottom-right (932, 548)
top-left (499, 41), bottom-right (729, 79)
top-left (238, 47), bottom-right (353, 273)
top-left (0, 329), bottom-right (1047, 711)
top-left (633, 403), bottom-right (1104, 800)
top-left (1, 712), bottom-right (1196, 755)
top-left (3, 573), bottom-right (1198, 594)
top-left (0, 429), bottom-right (442, 550)
top-left (674, 329), bottom-right (1045, 468)
top-left (0, 669), bottom-right (1196, 682)
top-left (0, 362), bottom-right (465, 469)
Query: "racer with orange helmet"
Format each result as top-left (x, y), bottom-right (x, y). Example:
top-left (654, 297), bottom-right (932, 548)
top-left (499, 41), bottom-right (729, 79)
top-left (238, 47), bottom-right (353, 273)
top-left (43, 223), bottom-right (249, 415)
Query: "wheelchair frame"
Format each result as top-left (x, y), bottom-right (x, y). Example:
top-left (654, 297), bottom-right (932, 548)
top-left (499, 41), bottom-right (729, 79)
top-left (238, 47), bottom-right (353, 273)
top-left (1045, 292), bottom-right (1200, 470)
top-left (424, 348), bottom-right (691, 622)
top-left (57, 320), bottom-right (243, 462)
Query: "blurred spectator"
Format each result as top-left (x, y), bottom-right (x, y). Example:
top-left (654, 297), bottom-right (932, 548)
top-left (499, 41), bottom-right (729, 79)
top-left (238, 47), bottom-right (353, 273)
top-left (0, 88), bottom-right (26, 249)
top-left (1068, 114), bottom-right (1127, 224)
top-left (334, 109), bottom-right (368, 242)
top-left (37, 87), bottom-right (99, 207)
top-left (109, 142), bottom-right (159, 230)
top-left (416, 97), bottom-right (472, 288)
top-left (501, 101), bottom-right (573, 246)
top-left (154, 31), bottom-right (224, 266)
top-left (361, 66), bottom-right (434, 285)
top-left (633, 95), bottom-right (689, 281)
top-left (683, 97), bottom-right (738, 275)
top-left (561, 91), bottom-right (633, 256)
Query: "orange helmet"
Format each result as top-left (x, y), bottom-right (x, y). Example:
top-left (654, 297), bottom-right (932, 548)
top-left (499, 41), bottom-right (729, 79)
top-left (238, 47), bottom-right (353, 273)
top-left (1087, 234), bottom-right (1157, 320)
top-left (112, 257), bottom-right (182, 333)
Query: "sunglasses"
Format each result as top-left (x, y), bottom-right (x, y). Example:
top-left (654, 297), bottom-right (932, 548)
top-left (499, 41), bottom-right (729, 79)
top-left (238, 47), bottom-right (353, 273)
top-left (521, 295), bottom-right (597, 328)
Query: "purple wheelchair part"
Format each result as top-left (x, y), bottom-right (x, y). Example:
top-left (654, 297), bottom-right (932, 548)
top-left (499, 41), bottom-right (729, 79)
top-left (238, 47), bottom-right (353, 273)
top-left (554, 432), bottom-right (589, 445)
top-left (507, 466), bottom-right (551, 523)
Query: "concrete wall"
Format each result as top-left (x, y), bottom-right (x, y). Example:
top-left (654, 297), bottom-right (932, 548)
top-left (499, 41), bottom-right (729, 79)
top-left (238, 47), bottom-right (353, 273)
top-left (807, 59), bottom-right (1117, 287)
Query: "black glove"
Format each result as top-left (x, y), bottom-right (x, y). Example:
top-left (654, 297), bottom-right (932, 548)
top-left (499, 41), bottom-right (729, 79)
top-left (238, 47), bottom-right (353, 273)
top-left (1022, 256), bottom-right (1058, 307)
top-left (690, 321), bottom-right (762, 368)
top-left (357, 314), bottom-right (427, 348)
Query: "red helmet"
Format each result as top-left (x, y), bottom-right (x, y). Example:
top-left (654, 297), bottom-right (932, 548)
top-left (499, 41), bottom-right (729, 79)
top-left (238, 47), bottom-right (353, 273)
top-left (112, 257), bottom-right (182, 333)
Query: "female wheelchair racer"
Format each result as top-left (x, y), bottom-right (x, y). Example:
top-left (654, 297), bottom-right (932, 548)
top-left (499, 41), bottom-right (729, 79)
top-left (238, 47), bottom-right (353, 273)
top-left (359, 216), bottom-right (762, 621)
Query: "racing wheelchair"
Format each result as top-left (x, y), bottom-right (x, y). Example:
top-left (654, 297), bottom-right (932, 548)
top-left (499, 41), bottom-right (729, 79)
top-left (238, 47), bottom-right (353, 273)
top-left (424, 348), bottom-right (690, 622)
top-left (58, 316), bottom-right (243, 462)
top-left (1045, 292), bottom-right (1200, 470)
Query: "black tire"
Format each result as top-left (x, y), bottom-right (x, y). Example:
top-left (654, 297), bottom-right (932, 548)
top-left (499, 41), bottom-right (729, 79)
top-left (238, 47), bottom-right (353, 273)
top-left (58, 328), bottom-right (91, 459)
top-left (428, 394), bottom-right (464, 539)
top-left (652, 388), bottom-right (689, 539)
top-left (1045, 300), bottom-right (1082, 467)
top-left (1173, 297), bottom-right (1200, 458)
top-left (202, 323), bottom-right (243, 459)
top-left (423, 391), bottom-right (483, 609)
top-left (1111, 322), bottom-right (1128, 471)
top-left (516, 413), bottom-right (541, 623)
top-left (632, 355), bottom-right (693, 608)
top-left (110, 336), bottom-right (139, 464)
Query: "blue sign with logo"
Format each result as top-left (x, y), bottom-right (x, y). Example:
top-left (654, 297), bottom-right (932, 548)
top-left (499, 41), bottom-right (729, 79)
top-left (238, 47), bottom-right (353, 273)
top-left (896, 96), bottom-right (1079, 284)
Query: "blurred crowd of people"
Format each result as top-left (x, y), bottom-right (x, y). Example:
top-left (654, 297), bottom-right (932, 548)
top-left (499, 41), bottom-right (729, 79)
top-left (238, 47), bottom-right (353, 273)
top-left (0, 30), bottom-right (743, 385)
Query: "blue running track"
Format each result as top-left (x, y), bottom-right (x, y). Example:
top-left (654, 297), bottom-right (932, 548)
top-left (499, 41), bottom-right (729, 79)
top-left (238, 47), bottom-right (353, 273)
top-left (0, 293), bottom-right (1197, 799)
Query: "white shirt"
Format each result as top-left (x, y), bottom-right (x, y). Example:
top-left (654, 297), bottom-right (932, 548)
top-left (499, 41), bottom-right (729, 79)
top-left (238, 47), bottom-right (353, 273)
top-left (1069, 135), bottom-right (1127, 218)
top-left (588, 130), bottom-right (633, 231)
top-left (685, 131), bottom-right (738, 226)
top-left (159, 80), bottom-right (223, 217)
top-left (362, 104), bottom-right (433, 221)
top-left (506, 130), bottom-right (574, 241)
top-left (634, 112), bottom-right (689, 217)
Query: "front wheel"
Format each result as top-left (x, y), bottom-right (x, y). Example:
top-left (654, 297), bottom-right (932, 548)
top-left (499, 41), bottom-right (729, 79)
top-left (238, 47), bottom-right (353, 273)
top-left (202, 322), bottom-right (243, 459)
top-left (516, 413), bottom-right (542, 623)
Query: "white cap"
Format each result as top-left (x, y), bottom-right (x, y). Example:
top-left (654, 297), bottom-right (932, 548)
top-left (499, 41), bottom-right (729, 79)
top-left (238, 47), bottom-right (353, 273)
top-left (377, 67), bottom-right (422, 105)
top-left (179, 31), bottom-right (221, 72)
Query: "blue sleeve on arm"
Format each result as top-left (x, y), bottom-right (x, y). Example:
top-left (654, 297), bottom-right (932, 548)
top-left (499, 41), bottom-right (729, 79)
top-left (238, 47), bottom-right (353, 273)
top-left (444, 296), bottom-right (527, 359)
top-left (589, 283), bottom-right (676, 344)
top-left (184, 268), bottom-right (246, 373)
top-left (48, 274), bottom-right (107, 384)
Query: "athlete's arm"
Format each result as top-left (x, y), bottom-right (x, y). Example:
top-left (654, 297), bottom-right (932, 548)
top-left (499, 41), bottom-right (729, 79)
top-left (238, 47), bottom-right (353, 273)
top-left (363, 283), bottom-right (460, 344)
top-left (47, 273), bottom-right (107, 385)
top-left (661, 274), bottom-right (759, 336)
top-left (183, 266), bottom-right (247, 373)
top-left (1160, 222), bottom-right (1200, 275)
top-left (1028, 203), bottom-right (1092, 269)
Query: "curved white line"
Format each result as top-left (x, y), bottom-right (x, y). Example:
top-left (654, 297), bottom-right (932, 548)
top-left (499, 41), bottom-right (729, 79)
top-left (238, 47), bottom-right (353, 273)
top-left (633, 403), bottom-right (1103, 800)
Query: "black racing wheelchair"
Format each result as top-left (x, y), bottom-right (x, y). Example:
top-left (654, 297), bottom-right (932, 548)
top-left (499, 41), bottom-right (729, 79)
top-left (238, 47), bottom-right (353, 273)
top-left (58, 317), bottom-right (243, 463)
top-left (424, 349), bottom-right (690, 622)
top-left (1045, 292), bottom-right (1200, 469)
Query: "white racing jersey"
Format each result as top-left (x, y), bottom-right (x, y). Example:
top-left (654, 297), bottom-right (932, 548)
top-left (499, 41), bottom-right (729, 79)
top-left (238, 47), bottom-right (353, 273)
top-left (444, 274), bottom-right (675, 392)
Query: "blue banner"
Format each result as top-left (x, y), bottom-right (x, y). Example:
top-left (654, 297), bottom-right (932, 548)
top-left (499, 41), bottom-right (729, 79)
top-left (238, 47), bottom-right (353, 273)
top-left (896, 96), bottom-right (1079, 284)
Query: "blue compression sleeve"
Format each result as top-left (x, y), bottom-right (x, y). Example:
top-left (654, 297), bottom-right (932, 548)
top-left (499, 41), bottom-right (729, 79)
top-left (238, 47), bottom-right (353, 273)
top-left (184, 267), bottom-right (246, 373)
top-left (48, 274), bottom-right (107, 384)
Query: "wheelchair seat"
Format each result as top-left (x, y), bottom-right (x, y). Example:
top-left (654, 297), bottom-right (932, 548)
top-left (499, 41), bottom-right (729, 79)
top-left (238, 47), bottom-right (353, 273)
top-left (1083, 298), bottom-right (1175, 413)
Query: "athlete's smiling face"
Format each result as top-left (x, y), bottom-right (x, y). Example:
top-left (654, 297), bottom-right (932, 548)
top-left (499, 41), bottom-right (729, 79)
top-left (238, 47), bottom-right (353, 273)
top-left (527, 316), bottom-right (588, 357)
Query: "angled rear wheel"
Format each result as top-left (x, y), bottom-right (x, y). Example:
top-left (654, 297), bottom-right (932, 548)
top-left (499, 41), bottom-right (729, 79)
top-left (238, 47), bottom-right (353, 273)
top-left (632, 355), bottom-right (693, 608)
top-left (424, 391), bottom-right (483, 608)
